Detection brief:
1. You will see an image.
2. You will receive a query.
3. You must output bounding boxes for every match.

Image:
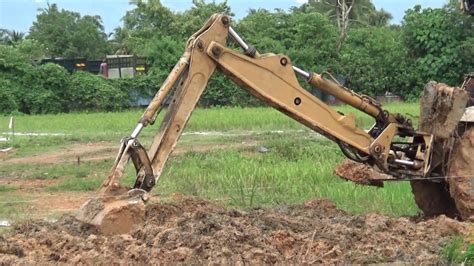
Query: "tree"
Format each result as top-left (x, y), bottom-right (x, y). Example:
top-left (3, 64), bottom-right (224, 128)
top-left (122, 0), bottom-right (177, 40)
top-left (334, 0), bottom-right (356, 52)
top-left (293, 0), bottom-right (393, 52)
top-left (109, 27), bottom-right (132, 55)
top-left (29, 3), bottom-right (108, 58)
top-left (370, 8), bottom-right (392, 26)
top-left (0, 29), bottom-right (25, 45)
top-left (174, 0), bottom-right (234, 38)
top-left (339, 27), bottom-right (410, 96)
top-left (15, 39), bottom-right (46, 62)
top-left (402, 5), bottom-right (473, 91)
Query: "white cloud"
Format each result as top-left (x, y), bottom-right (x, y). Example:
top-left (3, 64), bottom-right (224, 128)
top-left (295, 0), bottom-right (308, 4)
top-left (34, 0), bottom-right (44, 3)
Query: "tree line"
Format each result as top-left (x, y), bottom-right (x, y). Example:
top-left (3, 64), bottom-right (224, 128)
top-left (0, 0), bottom-right (472, 114)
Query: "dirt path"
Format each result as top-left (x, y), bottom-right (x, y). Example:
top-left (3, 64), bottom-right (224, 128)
top-left (0, 141), bottom-right (259, 166)
top-left (0, 142), bottom-right (116, 165)
top-left (0, 141), bottom-right (260, 221)
top-left (0, 197), bottom-right (471, 264)
top-left (0, 177), bottom-right (90, 220)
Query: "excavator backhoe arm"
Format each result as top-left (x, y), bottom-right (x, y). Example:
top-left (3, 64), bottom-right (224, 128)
top-left (77, 14), bottom-right (441, 234)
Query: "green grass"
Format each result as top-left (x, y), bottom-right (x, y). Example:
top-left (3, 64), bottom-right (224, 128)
top-left (47, 176), bottom-right (104, 192)
top-left (0, 185), bottom-right (17, 192)
top-left (0, 103), bottom-right (422, 217)
top-left (442, 237), bottom-right (474, 264)
top-left (0, 103), bottom-right (419, 141)
top-left (0, 194), bottom-right (31, 222)
top-left (155, 135), bottom-right (418, 216)
top-left (0, 160), bottom-right (112, 180)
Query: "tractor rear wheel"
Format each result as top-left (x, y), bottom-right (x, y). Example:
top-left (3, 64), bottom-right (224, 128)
top-left (448, 125), bottom-right (474, 221)
top-left (410, 180), bottom-right (458, 218)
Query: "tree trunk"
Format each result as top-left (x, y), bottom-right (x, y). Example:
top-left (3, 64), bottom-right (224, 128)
top-left (336, 0), bottom-right (355, 53)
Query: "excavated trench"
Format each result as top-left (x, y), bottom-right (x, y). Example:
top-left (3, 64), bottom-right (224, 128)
top-left (0, 197), bottom-right (471, 264)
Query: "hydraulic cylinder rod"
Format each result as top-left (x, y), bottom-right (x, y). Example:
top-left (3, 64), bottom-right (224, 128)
top-left (229, 26), bottom-right (382, 120)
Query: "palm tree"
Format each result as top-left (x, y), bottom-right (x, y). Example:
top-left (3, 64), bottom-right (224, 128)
top-left (109, 27), bottom-right (132, 55)
top-left (368, 8), bottom-right (393, 27)
top-left (0, 29), bottom-right (25, 45)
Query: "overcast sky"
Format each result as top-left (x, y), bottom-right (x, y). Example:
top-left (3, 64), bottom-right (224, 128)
top-left (0, 0), bottom-right (447, 34)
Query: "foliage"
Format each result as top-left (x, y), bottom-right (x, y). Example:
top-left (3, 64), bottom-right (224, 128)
top-left (15, 39), bottom-right (46, 62)
top-left (0, 45), bottom-right (30, 74)
top-left (29, 3), bottom-right (108, 58)
top-left (21, 63), bottom-right (71, 114)
top-left (442, 237), bottom-right (474, 263)
top-left (0, 45), bottom-right (31, 114)
top-left (69, 71), bottom-right (128, 111)
top-left (1, 1), bottom-right (472, 111)
top-left (0, 29), bottom-right (25, 45)
top-left (295, 0), bottom-right (393, 27)
top-left (112, 74), bottom-right (163, 104)
top-left (339, 26), bottom-right (410, 96)
top-left (0, 79), bottom-right (19, 114)
top-left (402, 5), bottom-right (473, 93)
top-left (174, 0), bottom-right (234, 38)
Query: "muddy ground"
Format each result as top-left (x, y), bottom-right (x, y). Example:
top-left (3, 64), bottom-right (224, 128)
top-left (0, 197), bottom-right (471, 264)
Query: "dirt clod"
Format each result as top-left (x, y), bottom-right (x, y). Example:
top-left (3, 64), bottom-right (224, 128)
top-left (0, 197), bottom-right (471, 264)
top-left (334, 159), bottom-right (392, 187)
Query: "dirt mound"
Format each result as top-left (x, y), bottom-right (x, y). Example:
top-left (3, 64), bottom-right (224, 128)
top-left (0, 197), bottom-right (471, 264)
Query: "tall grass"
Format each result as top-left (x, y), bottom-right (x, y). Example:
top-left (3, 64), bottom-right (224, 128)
top-left (442, 237), bottom-right (474, 263)
top-left (154, 135), bottom-right (419, 216)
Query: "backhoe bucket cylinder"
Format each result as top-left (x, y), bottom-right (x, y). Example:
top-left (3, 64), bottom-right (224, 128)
top-left (140, 52), bottom-right (191, 126)
top-left (307, 74), bottom-right (381, 118)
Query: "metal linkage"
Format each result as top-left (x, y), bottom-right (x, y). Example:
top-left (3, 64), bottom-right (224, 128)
top-left (229, 26), bottom-right (311, 79)
top-left (292, 66), bottom-right (311, 79)
top-left (229, 27), bottom-right (249, 51)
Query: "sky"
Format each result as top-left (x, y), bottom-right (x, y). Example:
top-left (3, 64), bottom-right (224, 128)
top-left (0, 0), bottom-right (447, 34)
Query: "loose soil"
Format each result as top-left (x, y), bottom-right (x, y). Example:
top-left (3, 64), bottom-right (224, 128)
top-left (1, 197), bottom-right (472, 264)
top-left (334, 159), bottom-right (393, 187)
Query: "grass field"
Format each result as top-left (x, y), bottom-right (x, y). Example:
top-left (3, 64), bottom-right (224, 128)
top-left (0, 103), bottom-right (422, 218)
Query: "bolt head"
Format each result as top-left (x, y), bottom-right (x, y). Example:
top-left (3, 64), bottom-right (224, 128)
top-left (221, 16), bottom-right (230, 26)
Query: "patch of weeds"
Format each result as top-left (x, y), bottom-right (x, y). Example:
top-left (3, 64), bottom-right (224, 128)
top-left (0, 185), bottom-right (17, 192)
top-left (47, 176), bottom-right (103, 192)
top-left (442, 236), bottom-right (474, 264)
top-left (0, 195), bottom-right (31, 222)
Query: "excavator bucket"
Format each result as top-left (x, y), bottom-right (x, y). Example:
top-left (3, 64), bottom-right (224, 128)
top-left (75, 136), bottom-right (154, 235)
top-left (76, 187), bottom-right (148, 235)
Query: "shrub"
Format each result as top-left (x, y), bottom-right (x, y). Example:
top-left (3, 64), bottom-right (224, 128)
top-left (0, 79), bottom-right (19, 114)
top-left (69, 71), bottom-right (128, 111)
top-left (21, 63), bottom-right (70, 114)
top-left (112, 74), bottom-right (162, 103)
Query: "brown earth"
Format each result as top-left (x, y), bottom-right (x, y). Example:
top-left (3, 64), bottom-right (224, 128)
top-left (334, 159), bottom-right (394, 187)
top-left (0, 142), bottom-right (116, 165)
top-left (0, 197), bottom-right (472, 264)
top-left (448, 126), bottom-right (474, 221)
top-left (0, 141), bottom-right (260, 220)
top-left (0, 141), bottom-right (258, 166)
